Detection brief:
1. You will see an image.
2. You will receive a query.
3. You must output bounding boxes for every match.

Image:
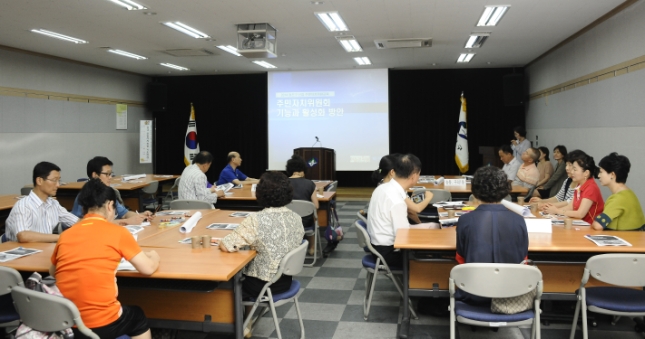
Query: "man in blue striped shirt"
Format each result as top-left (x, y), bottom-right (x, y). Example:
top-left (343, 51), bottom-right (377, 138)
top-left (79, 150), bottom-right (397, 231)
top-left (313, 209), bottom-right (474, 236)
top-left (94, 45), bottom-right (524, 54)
top-left (6, 162), bottom-right (78, 243)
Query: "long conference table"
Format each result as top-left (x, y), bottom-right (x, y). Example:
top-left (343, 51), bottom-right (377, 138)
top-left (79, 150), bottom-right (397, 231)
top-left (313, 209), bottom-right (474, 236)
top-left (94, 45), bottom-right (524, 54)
top-left (0, 208), bottom-right (257, 338)
top-left (52, 174), bottom-right (178, 212)
top-left (413, 175), bottom-right (529, 200)
top-left (216, 181), bottom-right (337, 226)
top-left (394, 216), bottom-right (645, 338)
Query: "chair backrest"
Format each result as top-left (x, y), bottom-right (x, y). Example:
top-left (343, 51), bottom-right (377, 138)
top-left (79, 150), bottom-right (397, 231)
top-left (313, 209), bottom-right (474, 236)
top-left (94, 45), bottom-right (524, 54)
top-left (272, 241), bottom-right (308, 282)
top-left (326, 181), bottom-right (338, 192)
top-left (169, 199), bottom-right (214, 210)
top-left (11, 286), bottom-right (98, 339)
top-left (286, 200), bottom-right (317, 221)
top-left (0, 233), bottom-right (7, 243)
top-left (584, 253), bottom-right (645, 287)
top-left (20, 187), bottom-right (31, 196)
top-left (0, 266), bottom-right (24, 296)
top-left (356, 211), bottom-right (367, 223)
top-left (355, 220), bottom-right (370, 249)
top-left (427, 189), bottom-right (452, 203)
top-left (141, 181), bottom-right (159, 194)
top-left (450, 263), bottom-right (542, 299)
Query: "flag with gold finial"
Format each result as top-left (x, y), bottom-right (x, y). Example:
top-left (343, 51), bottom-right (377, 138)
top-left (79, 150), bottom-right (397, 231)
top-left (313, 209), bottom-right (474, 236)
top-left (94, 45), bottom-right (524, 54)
top-left (184, 103), bottom-right (200, 166)
top-left (455, 93), bottom-right (469, 173)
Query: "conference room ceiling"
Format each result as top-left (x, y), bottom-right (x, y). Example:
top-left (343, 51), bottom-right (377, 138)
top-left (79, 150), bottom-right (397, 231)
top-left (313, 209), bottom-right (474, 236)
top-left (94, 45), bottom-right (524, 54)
top-left (0, 0), bottom-right (627, 76)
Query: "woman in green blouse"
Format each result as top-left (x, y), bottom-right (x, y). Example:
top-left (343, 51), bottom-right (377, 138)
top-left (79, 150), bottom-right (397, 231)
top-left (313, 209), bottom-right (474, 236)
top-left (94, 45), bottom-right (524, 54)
top-left (592, 153), bottom-right (645, 231)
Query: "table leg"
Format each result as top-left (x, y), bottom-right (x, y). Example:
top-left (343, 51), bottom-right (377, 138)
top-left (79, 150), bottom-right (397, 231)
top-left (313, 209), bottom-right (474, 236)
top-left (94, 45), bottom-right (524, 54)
top-left (399, 249), bottom-right (410, 338)
top-left (234, 271), bottom-right (243, 339)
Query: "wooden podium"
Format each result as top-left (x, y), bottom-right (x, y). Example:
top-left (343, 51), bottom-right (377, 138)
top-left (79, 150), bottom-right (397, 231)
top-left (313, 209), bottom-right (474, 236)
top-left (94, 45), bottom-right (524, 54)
top-left (293, 147), bottom-right (336, 180)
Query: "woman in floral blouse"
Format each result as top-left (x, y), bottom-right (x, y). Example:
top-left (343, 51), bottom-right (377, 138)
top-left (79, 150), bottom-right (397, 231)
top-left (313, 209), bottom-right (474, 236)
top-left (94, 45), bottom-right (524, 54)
top-left (218, 171), bottom-right (304, 300)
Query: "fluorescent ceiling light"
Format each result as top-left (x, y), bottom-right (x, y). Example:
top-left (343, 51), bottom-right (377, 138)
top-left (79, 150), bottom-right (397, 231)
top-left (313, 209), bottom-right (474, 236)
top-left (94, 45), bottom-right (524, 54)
top-left (107, 49), bottom-right (147, 60)
top-left (108, 0), bottom-right (147, 10)
top-left (354, 57), bottom-right (371, 65)
top-left (464, 33), bottom-right (490, 48)
top-left (216, 45), bottom-right (242, 56)
top-left (336, 36), bottom-right (362, 52)
top-left (163, 22), bottom-right (210, 39)
top-left (252, 60), bottom-right (277, 69)
top-left (315, 12), bottom-right (349, 31)
top-left (477, 6), bottom-right (509, 26)
top-left (31, 29), bottom-right (87, 44)
top-left (457, 53), bottom-right (476, 63)
top-left (160, 63), bottom-right (189, 71)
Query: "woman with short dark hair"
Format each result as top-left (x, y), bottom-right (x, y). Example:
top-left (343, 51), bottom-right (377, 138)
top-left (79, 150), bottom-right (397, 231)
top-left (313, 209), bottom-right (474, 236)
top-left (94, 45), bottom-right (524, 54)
top-left (511, 125), bottom-right (531, 160)
top-left (455, 166), bottom-right (528, 304)
top-left (591, 153), bottom-right (645, 231)
top-left (218, 171), bottom-right (304, 302)
top-left (286, 154), bottom-right (318, 254)
top-left (536, 147), bottom-right (554, 195)
top-left (538, 145), bottom-right (568, 197)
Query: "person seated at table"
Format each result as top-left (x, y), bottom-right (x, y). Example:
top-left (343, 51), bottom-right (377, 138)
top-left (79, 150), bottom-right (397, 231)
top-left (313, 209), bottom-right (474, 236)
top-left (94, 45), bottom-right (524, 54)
top-left (372, 154), bottom-right (433, 224)
top-left (510, 125), bottom-right (531, 160)
top-left (217, 172), bottom-right (304, 337)
top-left (367, 154), bottom-right (424, 268)
top-left (286, 154), bottom-right (318, 255)
top-left (498, 144), bottom-right (522, 183)
top-left (456, 166), bottom-right (528, 304)
top-left (592, 153), bottom-right (645, 231)
top-left (532, 149), bottom-right (585, 210)
top-left (50, 178), bottom-right (160, 339)
top-left (512, 148), bottom-right (540, 195)
top-left (5, 162), bottom-right (78, 243)
top-left (544, 150), bottom-right (604, 224)
top-left (537, 145), bottom-right (568, 198)
top-left (216, 151), bottom-right (257, 185)
top-left (179, 151), bottom-right (224, 204)
top-left (71, 156), bottom-right (151, 225)
top-left (535, 146), bottom-right (554, 197)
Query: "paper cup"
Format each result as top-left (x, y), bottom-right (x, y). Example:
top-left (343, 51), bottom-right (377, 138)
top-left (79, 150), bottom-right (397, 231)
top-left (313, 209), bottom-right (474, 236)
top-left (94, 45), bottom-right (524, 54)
top-left (517, 197), bottom-right (525, 205)
top-left (201, 235), bottom-right (212, 248)
top-left (191, 236), bottom-right (201, 249)
top-left (564, 218), bottom-right (573, 230)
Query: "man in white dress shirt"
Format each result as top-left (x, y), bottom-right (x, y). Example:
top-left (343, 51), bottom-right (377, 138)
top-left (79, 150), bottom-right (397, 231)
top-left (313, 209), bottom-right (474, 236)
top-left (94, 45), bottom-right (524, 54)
top-left (367, 154), bottom-right (422, 267)
top-left (6, 162), bottom-right (78, 243)
top-left (178, 151), bottom-right (224, 205)
top-left (499, 144), bottom-right (522, 183)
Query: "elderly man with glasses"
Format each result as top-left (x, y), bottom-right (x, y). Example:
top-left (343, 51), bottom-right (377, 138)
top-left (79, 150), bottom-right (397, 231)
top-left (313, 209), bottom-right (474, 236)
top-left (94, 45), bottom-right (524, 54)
top-left (5, 162), bottom-right (79, 243)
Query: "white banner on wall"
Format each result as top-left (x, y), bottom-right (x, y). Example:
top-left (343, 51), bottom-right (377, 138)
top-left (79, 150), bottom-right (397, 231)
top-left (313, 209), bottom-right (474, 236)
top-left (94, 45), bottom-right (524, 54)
top-left (116, 104), bottom-right (128, 130)
top-left (140, 120), bottom-right (153, 164)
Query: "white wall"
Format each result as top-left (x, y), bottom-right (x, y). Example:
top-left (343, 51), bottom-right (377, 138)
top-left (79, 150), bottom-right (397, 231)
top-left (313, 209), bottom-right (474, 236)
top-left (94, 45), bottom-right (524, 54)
top-left (0, 48), bottom-right (152, 194)
top-left (525, 0), bottom-right (645, 202)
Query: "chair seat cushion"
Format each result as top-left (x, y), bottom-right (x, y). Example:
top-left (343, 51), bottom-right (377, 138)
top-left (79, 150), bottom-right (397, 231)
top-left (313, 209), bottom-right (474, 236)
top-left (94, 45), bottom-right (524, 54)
top-left (584, 287), bottom-right (645, 313)
top-left (0, 294), bottom-right (19, 323)
top-left (455, 301), bottom-right (535, 323)
top-left (248, 280), bottom-right (301, 303)
top-left (361, 255), bottom-right (402, 271)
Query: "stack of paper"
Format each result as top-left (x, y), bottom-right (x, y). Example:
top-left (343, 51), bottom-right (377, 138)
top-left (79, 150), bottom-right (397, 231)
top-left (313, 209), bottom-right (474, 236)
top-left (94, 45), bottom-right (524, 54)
top-left (122, 174), bottom-right (146, 181)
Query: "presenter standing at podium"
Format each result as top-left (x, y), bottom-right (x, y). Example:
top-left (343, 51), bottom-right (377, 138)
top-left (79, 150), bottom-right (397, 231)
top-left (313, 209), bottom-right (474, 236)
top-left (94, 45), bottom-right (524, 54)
top-left (216, 151), bottom-right (257, 185)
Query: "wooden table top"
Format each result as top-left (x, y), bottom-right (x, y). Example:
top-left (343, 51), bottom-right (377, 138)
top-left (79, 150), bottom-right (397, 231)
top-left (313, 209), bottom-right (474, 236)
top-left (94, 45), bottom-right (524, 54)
top-left (138, 209), bottom-right (249, 248)
top-left (0, 194), bottom-right (21, 211)
top-left (55, 174), bottom-right (178, 191)
top-left (135, 209), bottom-right (219, 241)
top-left (394, 226), bottom-right (645, 253)
top-left (0, 242), bottom-right (255, 281)
top-left (218, 184), bottom-right (336, 202)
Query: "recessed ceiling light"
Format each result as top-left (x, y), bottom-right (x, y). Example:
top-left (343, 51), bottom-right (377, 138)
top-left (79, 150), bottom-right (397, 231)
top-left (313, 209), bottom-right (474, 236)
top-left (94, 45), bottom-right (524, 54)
top-left (163, 22), bottom-right (210, 39)
top-left (477, 6), bottom-right (509, 26)
top-left (315, 12), bottom-right (349, 31)
top-left (31, 29), bottom-right (88, 44)
top-left (216, 45), bottom-right (242, 56)
top-left (252, 60), bottom-right (277, 69)
top-left (457, 53), bottom-right (476, 63)
top-left (108, 0), bottom-right (147, 10)
top-left (354, 57), bottom-right (371, 65)
top-left (107, 49), bottom-right (147, 60)
top-left (160, 63), bottom-right (189, 71)
top-left (336, 36), bottom-right (362, 52)
top-left (465, 32), bottom-right (490, 48)
top-left (311, 1), bottom-right (324, 4)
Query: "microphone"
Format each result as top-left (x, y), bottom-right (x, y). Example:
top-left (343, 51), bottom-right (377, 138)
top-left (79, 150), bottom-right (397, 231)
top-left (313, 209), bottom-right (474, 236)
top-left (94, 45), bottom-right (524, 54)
top-left (312, 136), bottom-right (322, 148)
top-left (315, 136), bottom-right (319, 142)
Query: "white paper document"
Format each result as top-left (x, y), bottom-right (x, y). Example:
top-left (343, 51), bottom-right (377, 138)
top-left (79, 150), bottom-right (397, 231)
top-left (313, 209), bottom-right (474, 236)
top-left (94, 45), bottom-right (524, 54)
top-left (179, 211), bottom-right (203, 233)
top-left (501, 200), bottom-right (536, 218)
top-left (122, 174), bottom-right (146, 181)
top-left (206, 223), bottom-right (239, 230)
top-left (524, 219), bottom-right (552, 233)
top-left (0, 247), bottom-right (42, 263)
top-left (584, 235), bottom-right (632, 246)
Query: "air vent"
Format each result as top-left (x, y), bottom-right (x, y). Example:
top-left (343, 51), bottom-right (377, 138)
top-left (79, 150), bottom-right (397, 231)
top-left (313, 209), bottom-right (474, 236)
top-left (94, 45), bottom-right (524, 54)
top-left (374, 38), bottom-right (432, 49)
top-left (163, 49), bottom-right (215, 57)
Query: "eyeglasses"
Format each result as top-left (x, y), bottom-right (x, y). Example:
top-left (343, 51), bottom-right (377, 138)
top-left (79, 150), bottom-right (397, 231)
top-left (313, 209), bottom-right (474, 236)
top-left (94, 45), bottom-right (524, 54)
top-left (44, 178), bottom-right (62, 184)
top-left (100, 172), bottom-right (115, 177)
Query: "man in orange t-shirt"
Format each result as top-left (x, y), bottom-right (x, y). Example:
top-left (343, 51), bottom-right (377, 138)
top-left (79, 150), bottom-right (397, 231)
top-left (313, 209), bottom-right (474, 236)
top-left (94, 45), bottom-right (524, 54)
top-left (50, 179), bottom-right (160, 339)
